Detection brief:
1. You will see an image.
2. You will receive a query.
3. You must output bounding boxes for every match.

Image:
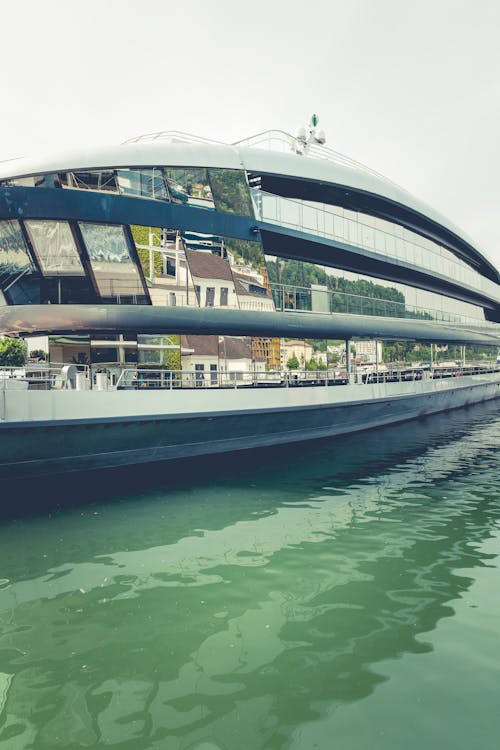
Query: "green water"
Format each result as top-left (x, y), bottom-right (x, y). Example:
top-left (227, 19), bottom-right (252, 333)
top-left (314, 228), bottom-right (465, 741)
top-left (1, 402), bottom-right (500, 750)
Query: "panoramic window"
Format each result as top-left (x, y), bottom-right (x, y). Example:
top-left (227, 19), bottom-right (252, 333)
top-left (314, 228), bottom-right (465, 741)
top-left (0, 219), bottom-right (34, 275)
top-left (208, 169), bottom-right (254, 216)
top-left (25, 220), bottom-right (85, 276)
top-left (116, 168), bottom-right (169, 201)
top-left (61, 170), bottom-right (118, 192)
top-left (163, 168), bottom-right (214, 208)
top-left (264, 254), bottom-right (487, 326)
top-left (79, 223), bottom-right (145, 299)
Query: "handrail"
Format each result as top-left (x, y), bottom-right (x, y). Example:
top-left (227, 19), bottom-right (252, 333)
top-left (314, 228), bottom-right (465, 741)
top-left (253, 189), bottom-right (500, 305)
top-left (122, 128), bottom-right (402, 187)
top-left (2, 363), bottom-right (499, 394)
top-left (123, 131), bottom-right (228, 147)
top-left (233, 130), bottom-right (404, 186)
top-left (267, 281), bottom-right (496, 329)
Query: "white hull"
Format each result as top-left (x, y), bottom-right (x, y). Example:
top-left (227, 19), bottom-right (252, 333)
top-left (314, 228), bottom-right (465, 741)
top-left (1, 372), bottom-right (499, 478)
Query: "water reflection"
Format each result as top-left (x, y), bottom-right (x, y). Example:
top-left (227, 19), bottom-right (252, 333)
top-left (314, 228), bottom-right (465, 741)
top-left (0, 402), bottom-right (500, 748)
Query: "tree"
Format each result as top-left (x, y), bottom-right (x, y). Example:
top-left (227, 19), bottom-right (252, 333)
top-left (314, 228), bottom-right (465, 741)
top-left (287, 355), bottom-right (300, 370)
top-left (0, 338), bottom-right (26, 367)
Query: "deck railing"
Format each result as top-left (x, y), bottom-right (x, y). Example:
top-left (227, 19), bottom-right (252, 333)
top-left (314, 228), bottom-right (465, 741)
top-left (2, 363), bottom-right (500, 393)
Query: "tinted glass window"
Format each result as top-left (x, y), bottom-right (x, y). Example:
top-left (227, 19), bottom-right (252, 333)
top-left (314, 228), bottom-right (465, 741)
top-left (116, 169), bottom-right (169, 201)
top-left (25, 220), bottom-right (84, 276)
top-left (208, 169), bottom-right (253, 216)
top-left (164, 168), bottom-right (214, 208)
top-left (63, 170), bottom-right (118, 192)
top-left (79, 223), bottom-right (144, 299)
top-left (0, 219), bottom-right (34, 274)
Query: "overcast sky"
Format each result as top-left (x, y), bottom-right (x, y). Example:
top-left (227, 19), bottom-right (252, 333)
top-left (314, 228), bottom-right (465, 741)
top-left (2, 0), bottom-right (499, 266)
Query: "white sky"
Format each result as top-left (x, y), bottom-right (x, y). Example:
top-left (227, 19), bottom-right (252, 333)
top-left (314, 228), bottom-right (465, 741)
top-left (2, 0), bottom-right (499, 267)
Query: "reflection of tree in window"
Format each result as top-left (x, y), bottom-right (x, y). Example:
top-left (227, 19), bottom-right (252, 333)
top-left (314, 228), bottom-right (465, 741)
top-left (223, 237), bottom-right (266, 271)
top-left (208, 169), bottom-right (253, 216)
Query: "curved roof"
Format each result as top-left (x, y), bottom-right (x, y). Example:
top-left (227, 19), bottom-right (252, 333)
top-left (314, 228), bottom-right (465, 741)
top-left (0, 136), bottom-right (497, 282)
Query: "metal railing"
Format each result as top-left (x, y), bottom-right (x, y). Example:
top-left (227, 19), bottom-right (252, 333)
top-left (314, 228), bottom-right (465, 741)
top-left (114, 368), bottom-right (348, 390)
top-left (253, 189), bottom-right (500, 306)
top-left (268, 282), bottom-right (495, 329)
top-left (2, 363), bottom-right (499, 394)
top-left (0, 362), bottom-right (92, 391)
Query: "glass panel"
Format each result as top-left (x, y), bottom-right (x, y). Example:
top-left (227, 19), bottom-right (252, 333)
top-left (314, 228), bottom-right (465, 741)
top-left (79, 223), bottom-right (144, 299)
top-left (137, 334), bottom-right (180, 369)
top-left (25, 220), bottom-right (85, 276)
top-left (116, 169), bottom-right (169, 201)
top-left (0, 220), bottom-right (34, 274)
top-left (63, 170), bottom-right (118, 192)
top-left (208, 169), bottom-right (253, 216)
top-left (256, 191), bottom-right (500, 303)
top-left (163, 168), bottom-right (214, 208)
top-left (181, 335), bottom-right (219, 386)
top-left (224, 237), bottom-right (275, 312)
top-left (130, 225), bottom-right (198, 307)
top-left (184, 247), bottom-right (239, 309)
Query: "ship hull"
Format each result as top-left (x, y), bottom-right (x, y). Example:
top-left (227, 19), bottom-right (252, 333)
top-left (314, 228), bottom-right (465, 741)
top-left (1, 374), bottom-right (499, 478)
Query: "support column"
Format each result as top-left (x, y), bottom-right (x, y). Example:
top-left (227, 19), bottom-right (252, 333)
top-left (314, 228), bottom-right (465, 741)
top-left (148, 229), bottom-right (154, 284)
top-left (375, 339), bottom-right (379, 381)
top-left (346, 339), bottom-right (351, 383)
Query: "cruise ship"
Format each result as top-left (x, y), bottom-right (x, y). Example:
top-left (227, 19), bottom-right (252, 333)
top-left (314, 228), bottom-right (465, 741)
top-left (1, 120), bottom-right (499, 477)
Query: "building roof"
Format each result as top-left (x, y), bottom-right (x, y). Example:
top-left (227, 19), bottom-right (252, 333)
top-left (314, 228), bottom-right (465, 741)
top-left (181, 335), bottom-right (218, 357)
top-left (218, 337), bottom-right (252, 360)
top-left (181, 335), bottom-right (252, 360)
top-left (233, 272), bottom-right (273, 299)
top-left (185, 249), bottom-right (234, 282)
top-left (284, 339), bottom-right (311, 347)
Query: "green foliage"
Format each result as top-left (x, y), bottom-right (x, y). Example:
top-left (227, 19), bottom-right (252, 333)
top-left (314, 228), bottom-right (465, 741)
top-left (266, 258), bottom-right (407, 316)
top-left (0, 338), bottom-right (26, 366)
top-left (130, 225), bottom-right (164, 278)
top-left (138, 335), bottom-right (181, 370)
top-left (29, 349), bottom-right (47, 361)
top-left (305, 338), bottom-right (327, 352)
top-left (224, 237), bottom-right (265, 270)
top-left (287, 355), bottom-right (300, 370)
top-left (208, 169), bottom-right (253, 216)
top-left (305, 358), bottom-right (327, 371)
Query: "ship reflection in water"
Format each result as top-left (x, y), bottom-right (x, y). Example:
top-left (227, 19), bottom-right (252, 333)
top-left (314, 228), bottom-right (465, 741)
top-left (0, 401), bottom-right (500, 750)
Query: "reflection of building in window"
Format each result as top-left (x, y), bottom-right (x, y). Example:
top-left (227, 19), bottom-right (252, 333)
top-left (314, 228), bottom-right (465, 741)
top-left (283, 340), bottom-right (313, 367)
top-left (205, 287), bottom-right (215, 307)
top-left (180, 335), bottom-right (266, 385)
top-left (251, 337), bottom-right (282, 370)
top-left (180, 335), bottom-right (219, 386)
top-left (355, 340), bottom-right (383, 363)
top-left (185, 249), bottom-right (239, 309)
top-left (131, 227), bottom-right (198, 308)
top-left (218, 337), bottom-right (262, 380)
top-left (233, 271), bottom-right (275, 311)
